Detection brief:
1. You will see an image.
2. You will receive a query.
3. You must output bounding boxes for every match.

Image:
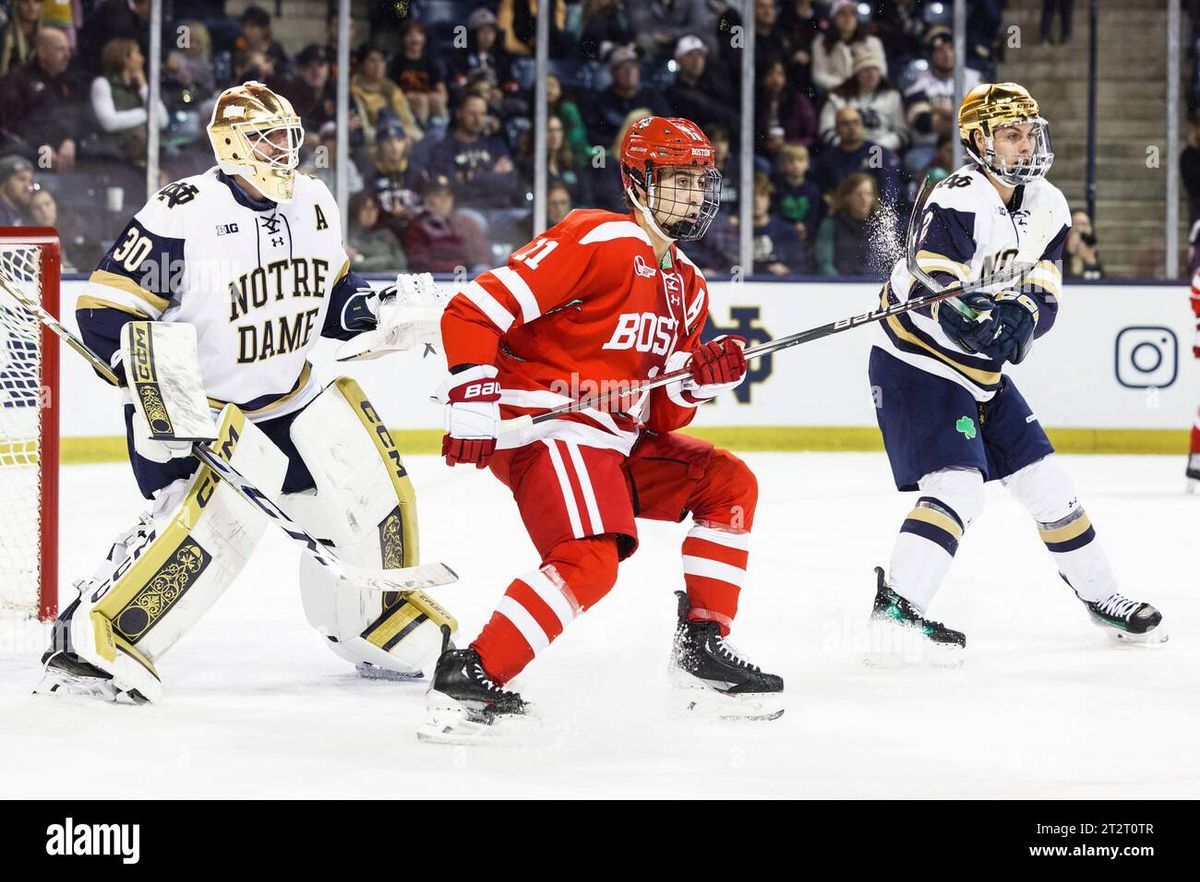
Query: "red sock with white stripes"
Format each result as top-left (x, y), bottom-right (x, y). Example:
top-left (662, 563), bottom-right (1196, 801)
top-left (471, 536), bottom-right (619, 684)
top-left (680, 448), bottom-right (758, 636)
top-left (682, 523), bottom-right (749, 636)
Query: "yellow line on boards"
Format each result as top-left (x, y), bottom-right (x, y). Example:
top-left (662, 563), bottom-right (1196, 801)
top-left (55, 427), bottom-right (1191, 464)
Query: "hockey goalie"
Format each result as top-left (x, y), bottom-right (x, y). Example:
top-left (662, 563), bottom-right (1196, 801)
top-left (36, 82), bottom-right (452, 703)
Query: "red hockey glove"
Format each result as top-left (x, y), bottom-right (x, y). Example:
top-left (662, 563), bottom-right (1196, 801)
top-left (438, 364), bottom-right (500, 468)
top-left (688, 335), bottom-right (748, 386)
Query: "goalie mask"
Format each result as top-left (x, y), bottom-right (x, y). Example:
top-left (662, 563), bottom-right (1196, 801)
top-left (959, 82), bottom-right (1054, 187)
top-left (208, 81), bottom-right (303, 203)
top-left (619, 116), bottom-right (721, 241)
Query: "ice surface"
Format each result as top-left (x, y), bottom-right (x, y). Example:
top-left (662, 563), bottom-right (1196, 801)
top-left (1, 452), bottom-right (1196, 798)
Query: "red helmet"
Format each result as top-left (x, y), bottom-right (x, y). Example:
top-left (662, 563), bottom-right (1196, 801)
top-left (619, 116), bottom-right (721, 240)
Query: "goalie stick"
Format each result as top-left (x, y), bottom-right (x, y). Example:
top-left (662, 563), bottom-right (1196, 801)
top-left (0, 275), bottom-right (456, 596)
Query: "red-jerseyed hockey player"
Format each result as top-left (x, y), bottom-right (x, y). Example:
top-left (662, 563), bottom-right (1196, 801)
top-left (1188, 267), bottom-right (1200, 490)
top-left (419, 117), bottom-right (784, 740)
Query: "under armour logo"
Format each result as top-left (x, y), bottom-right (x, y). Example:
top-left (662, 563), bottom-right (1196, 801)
top-left (271, 237), bottom-right (285, 247)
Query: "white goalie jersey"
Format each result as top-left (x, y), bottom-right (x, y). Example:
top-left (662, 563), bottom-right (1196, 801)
top-left (875, 164), bottom-right (1071, 401)
top-left (76, 168), bottom-right (374, 421)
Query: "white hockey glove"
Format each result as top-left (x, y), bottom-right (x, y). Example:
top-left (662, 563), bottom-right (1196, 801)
top-left (335, 272), bottom-right (446, 361)
top-left (132, 418), bottom-right (195, 463)
top-left (437, 364), bottom-right (500, 468)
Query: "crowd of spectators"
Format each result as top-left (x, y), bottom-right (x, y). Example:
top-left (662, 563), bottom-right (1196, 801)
top-left (0, 0), bottom-right (1017, 277)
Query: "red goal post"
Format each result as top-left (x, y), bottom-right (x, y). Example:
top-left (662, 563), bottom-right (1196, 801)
top-left (0, 227), bottom-right (60, 621)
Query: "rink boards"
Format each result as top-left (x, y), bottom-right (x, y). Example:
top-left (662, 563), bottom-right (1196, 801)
top-left (45, 278), bottom-right (1199, 458)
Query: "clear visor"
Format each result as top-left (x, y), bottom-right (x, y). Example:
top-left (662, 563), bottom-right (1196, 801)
top-left (645, 165), bottom-right (722, 241)
top-left (973, 117), bottom-right (1055, 186)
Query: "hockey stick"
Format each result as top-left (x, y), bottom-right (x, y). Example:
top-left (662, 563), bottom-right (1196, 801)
top-left (0, 276), bottom-right (456, 595)
top-left (905, 175), bottom-right (1057, 320)
top-left (496, 255), bottom-right (1034, 438)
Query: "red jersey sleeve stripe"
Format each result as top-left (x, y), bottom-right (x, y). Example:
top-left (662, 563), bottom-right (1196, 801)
top-left (463, 280), bottom-right (516, 332)
top-left (492, 265), bottom-right (541, 323)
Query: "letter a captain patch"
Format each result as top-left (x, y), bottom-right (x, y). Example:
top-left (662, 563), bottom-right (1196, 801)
top-left (315, 204), bottom-right (328, 231)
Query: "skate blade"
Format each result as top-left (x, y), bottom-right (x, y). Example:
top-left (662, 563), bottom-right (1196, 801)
top-left (862, 621), bottom-right (964, 669)
top-left (32, 668), bottom-right (146, 705)
top-left (1186, 478), bottom-right (1199, 495)
top-left (667, 672), bottom-right (784, 721)
top-left (356, 663), bottom-right (425, 682)
top-left (1102, 627), bottom-right (1169, 646)
top-left (416, 692), bottom-right (535, 744)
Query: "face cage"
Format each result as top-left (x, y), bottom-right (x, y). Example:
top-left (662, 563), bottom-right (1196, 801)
top-left (243, 122), bottom-right (304, 174)
top-left (968, 117), bottom-right (1055, 186)
top-left (643, 165), bottom-right (722, 241)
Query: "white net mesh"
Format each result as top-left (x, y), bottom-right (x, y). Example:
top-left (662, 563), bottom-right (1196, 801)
top-left (0, 243), bottom-right (46, 617)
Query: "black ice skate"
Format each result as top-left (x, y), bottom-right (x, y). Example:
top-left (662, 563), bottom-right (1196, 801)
top-left (669, 591), bottom-right (784, 721)
top-left (867, 567), bottom-right (965, 666)
top-left (418, 648), bottom-right (529, 743)
top-left (1186, 453), bottom-right (1200, 493)
top-left (1082, 592), bottom-right (1166, 644)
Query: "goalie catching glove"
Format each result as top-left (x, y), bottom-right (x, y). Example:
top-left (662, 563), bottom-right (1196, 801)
top-left (335, 272), bottom-right (446, 361)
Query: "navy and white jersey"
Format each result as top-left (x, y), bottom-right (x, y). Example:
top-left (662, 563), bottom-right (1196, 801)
top-left (874, 163), bottom-right (1070, 402)
top-left (76, 168), bottom-right (376, 421)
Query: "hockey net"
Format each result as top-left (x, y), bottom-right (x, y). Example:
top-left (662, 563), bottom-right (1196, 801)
top-left (0, 229), bottom-right (59, 620)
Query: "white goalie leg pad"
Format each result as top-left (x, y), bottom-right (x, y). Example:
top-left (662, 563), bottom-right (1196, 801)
top-left (283, 377), bottom-right (456, 677)
top-left (54, 407), bottom-right (287, 702)
top-left (1003, 455), bottom-right (1118, 602)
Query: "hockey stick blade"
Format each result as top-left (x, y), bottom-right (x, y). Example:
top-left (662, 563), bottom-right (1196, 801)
top-left (192, 445), bottom-right (458, 594)
top-left (345, 562), bottom-right (459, 593)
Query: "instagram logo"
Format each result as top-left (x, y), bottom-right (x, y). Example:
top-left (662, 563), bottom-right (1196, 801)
top-left (1115, 327), bottom-right (1177, 389)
